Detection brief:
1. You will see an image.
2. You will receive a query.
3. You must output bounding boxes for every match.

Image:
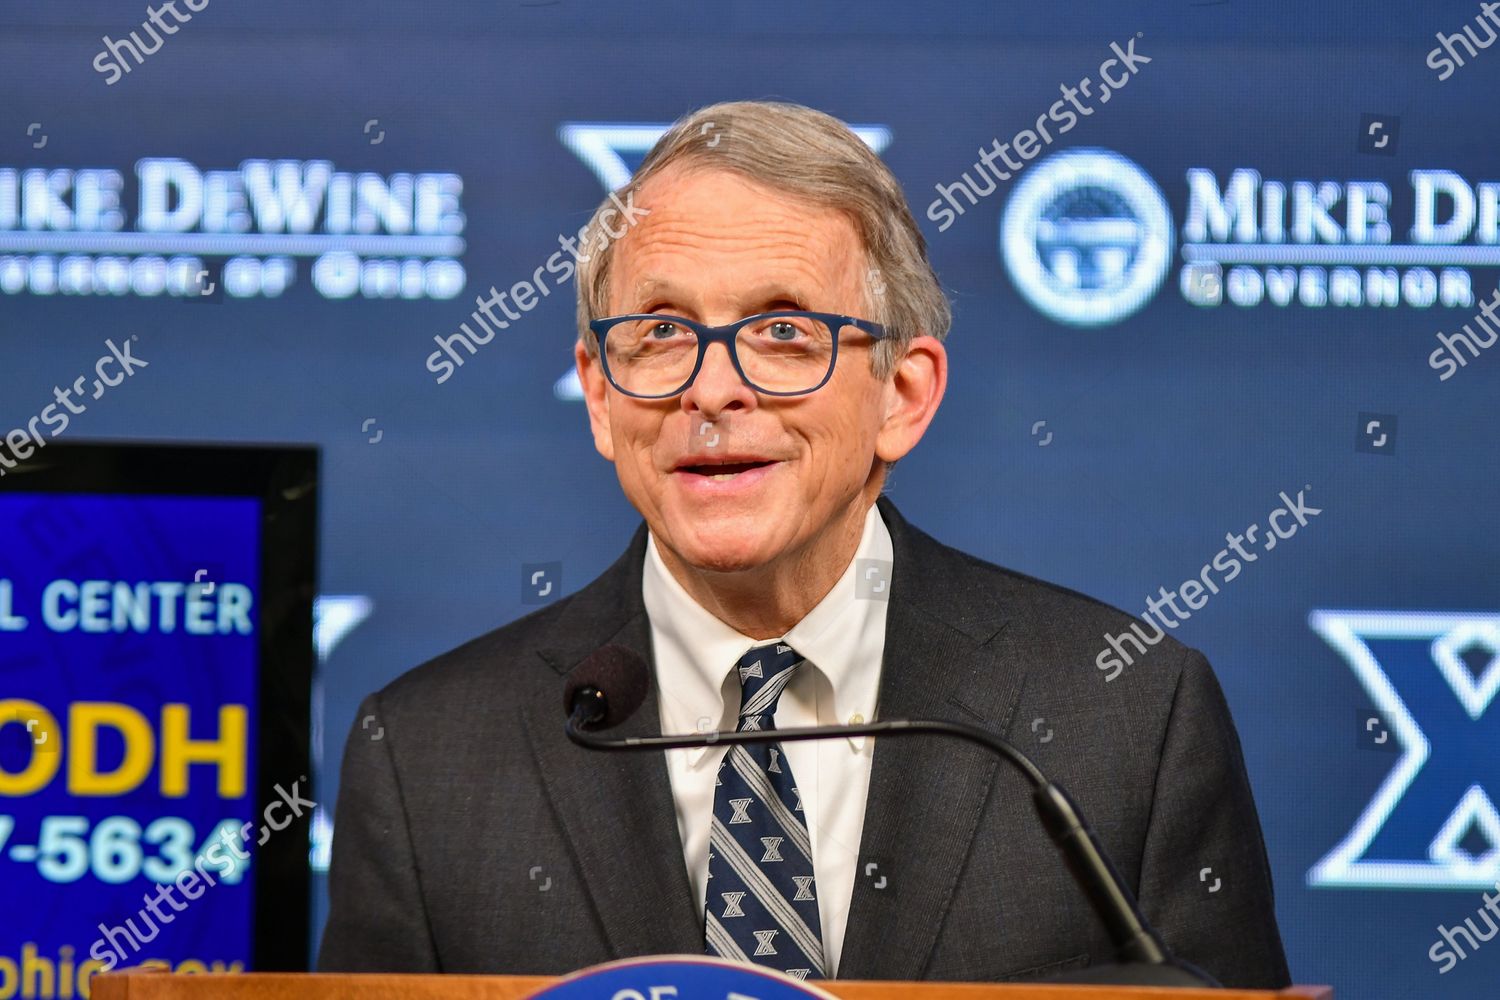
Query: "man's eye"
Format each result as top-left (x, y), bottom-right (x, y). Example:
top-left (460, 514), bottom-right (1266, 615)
top-left (650, 322), bottom-right (680, 339)
top-left (768, 321), bottom-right (799, 340)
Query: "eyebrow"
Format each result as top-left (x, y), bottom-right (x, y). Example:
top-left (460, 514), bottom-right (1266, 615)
top-left (625, 278), bottom-right (818, 317)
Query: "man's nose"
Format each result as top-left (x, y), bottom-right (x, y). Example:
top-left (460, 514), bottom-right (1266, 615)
top-left (681, 340), bottom-right (756, 416)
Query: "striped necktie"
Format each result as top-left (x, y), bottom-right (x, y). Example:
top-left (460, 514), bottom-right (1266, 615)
top-left (704, 641), bottom-right (826, 981)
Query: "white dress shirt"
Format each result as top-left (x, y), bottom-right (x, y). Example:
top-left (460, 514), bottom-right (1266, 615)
top-left (642, 501), bottom-right (891, 977)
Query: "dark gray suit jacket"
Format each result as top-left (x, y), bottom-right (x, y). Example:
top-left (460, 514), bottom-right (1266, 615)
top-left (319, 496), bottom-right (1290, 987)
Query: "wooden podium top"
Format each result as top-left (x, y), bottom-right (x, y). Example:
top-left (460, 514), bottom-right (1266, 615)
top-left (92, 970), bottom-right (1331, 1000)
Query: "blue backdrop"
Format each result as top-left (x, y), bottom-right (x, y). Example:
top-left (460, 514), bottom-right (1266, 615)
top-left (2, 3), bottom-right (1498, 998)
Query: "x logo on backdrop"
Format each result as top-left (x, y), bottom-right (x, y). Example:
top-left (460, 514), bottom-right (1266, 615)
top-left (1309, 610), bottom-right (1500, 890)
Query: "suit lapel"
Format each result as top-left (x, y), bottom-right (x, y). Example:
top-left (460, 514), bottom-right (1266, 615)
top-left (837, 497), bottom-right (1027, 980)
top-left (520, 523), bottom-right (704, 959)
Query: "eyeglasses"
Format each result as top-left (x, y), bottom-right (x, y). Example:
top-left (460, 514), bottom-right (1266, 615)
top-left (588, 310), bottom-right (889, 399)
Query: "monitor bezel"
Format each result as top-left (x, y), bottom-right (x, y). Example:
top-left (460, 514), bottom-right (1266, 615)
top-left (0, 439), bottom-right (318, 972)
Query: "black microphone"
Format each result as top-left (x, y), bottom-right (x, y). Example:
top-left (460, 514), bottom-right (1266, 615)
top-left (564, 643), bottom-right (651, 731)
top-left (563, 644), bottom-right (1217, 988)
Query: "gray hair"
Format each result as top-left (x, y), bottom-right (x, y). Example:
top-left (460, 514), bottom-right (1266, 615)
top-left (574, 100), bottom-right (951, 380)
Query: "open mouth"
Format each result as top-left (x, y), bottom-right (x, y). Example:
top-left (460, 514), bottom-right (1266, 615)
top-left (678, 460), bottom-right (776, 482)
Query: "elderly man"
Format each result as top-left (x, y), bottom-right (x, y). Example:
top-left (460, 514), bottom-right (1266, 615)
top-left (320, 100), bottom-right (1290, 988)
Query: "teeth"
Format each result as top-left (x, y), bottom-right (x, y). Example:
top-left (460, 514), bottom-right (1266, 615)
top-left (710, 472), bottom-right (736, 481)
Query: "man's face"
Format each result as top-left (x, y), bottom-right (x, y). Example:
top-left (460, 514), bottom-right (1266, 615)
top-left (576, 165), bottom-right (939, 575)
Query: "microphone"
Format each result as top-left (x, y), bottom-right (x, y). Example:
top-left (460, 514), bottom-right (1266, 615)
top-left (563, 644), bottom-right (1217, 988)
top-left (564, 644), bottom-right (651, 731)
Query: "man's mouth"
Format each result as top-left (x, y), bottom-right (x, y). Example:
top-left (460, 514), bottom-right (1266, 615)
top-left (675, 458), bottom-right (778, 482)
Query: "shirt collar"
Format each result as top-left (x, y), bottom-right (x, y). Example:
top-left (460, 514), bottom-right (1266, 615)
top-left (642, 501), bottom-right (891, 765)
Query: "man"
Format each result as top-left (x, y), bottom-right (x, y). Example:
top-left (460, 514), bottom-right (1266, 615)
top-left (320, 100), bottom-right (1290, 988)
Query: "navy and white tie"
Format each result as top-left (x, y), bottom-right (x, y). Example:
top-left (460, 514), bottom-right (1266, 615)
top-left (704, 641), bottom-right (825, 980)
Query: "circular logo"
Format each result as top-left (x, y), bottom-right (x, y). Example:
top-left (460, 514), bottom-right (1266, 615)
top-left (1000, 149), bottom-right (1173, 327)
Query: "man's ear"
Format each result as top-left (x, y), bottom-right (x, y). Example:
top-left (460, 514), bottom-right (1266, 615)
top-left (875, 334), bottom-right (947, 464)
top-left (575, 340), bottom-right (615, 462)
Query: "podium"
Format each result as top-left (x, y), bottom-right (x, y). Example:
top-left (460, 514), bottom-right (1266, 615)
top-left (93, 969), bottom-right (1332, 999)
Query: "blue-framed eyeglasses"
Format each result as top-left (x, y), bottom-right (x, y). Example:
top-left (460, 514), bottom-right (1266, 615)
top-left (588, 310), bottom-right (889, 399)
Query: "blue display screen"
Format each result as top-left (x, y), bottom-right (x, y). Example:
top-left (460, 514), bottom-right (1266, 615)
top-left (0, 493), bottom-right (261, 984)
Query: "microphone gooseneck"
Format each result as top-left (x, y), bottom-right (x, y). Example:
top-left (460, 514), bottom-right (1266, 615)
top-left (561, 644), bottom-right (1214, 986)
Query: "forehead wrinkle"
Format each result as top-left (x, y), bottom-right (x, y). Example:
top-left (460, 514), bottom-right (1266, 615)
top-left (627, 276), bottom-right (823, 316)
top-left (623, 217), bottom-right (844, 262)
top-left (626, 237), bottom-right (834, 284)
top-left (628, 163), bottom-right (859, 249)
top-left (623, 186), bottom-right (856, 259)
top-left (615, 238), bottom-right (857, 315)
top-left (609, 170), bottom-right (868, 314)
